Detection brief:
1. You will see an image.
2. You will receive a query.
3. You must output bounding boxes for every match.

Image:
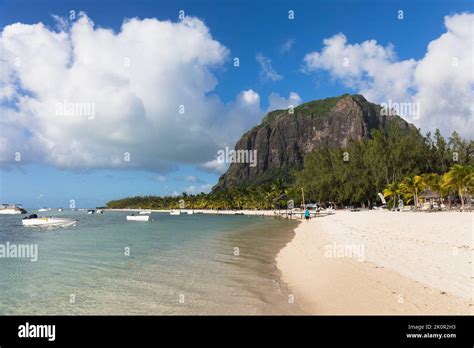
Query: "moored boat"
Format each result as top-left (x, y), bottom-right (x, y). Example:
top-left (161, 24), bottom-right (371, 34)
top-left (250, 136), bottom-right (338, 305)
top-left (126, 215), bottom-right (150, 221)
top-left (0, 204), bottom-right (27, 215)
top-left (22, 214), bottom-right (77, 228)
top-left (169, 210), bottom-right (181, 216)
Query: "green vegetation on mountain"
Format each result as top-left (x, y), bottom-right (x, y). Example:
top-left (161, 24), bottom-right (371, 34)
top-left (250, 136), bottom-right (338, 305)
top-left (106, 126), bottom-right (473, 210)
top-left (212, 93), bottom-right (415, 191)
top-left (260, 94), bottom-right (346, 126)
top-left (106, 94), bottom-right (473, 210)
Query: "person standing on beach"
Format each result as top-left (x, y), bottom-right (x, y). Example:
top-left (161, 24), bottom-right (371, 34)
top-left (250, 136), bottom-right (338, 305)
top-left (305, 209), bottom-right (310, 222)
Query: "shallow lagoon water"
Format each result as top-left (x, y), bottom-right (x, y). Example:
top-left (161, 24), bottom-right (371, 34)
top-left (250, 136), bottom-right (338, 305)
top-left (0, 211), bottom-right (302, 314)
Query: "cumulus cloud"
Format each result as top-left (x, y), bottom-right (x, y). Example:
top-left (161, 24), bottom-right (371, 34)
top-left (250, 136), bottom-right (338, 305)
top-left (0, 13), bottom-right (263, 171)
top-left (303, 13), bottom-right (474, 139)
top-left (256, 53), bottom-right (283, 82)
top-left (200, 158), bottom-right (229, 174)
top-left (267, 92), bottom-right (302, 112)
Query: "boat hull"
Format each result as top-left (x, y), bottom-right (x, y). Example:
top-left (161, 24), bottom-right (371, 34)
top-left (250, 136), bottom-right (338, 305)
top-left (22, 218), bottom-right (77, 228)
top-left (126, 215), bottom-right (150, 221)
top-left (0, 209), bottom-right (21, 215)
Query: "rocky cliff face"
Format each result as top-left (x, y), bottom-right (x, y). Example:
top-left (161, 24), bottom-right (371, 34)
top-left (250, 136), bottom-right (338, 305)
top-left (212, 94), bottom-right (414, 191)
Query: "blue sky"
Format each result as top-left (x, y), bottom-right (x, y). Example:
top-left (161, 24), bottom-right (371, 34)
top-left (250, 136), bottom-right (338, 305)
top-left (0, 0), bottom-right (472, 207)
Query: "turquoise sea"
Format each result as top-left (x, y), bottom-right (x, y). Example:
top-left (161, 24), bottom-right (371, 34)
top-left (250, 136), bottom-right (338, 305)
top-left (0, 211), bottom-right (302, 314)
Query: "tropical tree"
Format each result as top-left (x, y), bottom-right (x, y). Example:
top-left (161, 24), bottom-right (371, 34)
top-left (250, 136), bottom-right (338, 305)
top-left (440, 172), bottom-right (456, 209)
top-left (442, 164), bottom-right (474, 209)
top-left (399, 175), bottom-right (424, 208)
top-left (383, 181), bottom-right (401, 210)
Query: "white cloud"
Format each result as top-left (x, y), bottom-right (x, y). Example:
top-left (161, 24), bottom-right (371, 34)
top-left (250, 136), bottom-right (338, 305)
top-left (303, 33), bottom-right (416, 103)
top-left (200, 158), bottom-right (229, 174)
top-left (184, 175), bottom-right (206, 184)
top-left (0, 13), bottom-right (263, 171)
top-left (186, 175), bottom-right (197, 182)
top-left (256, 53), bottom-right (283, 82)
top-left (280, 38), bottom-right (295, 54)
top-left (303, 13), bottom-right (474, 139)
top-left (153, 175), bottom-right (166, 182)
top-left (267, 92), bottom-right (302, 112)
top-left (184, 183), bottom-right (213, 194)
top-left (413, 13), bottom-right (474, 137)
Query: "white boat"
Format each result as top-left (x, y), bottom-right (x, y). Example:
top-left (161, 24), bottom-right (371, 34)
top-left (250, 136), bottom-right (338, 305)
top-left (0, 208), bottom-right (21, 215)
top-left (58, 208), bottom-right (63, 212)
top-left (139, 210), bottom-right (151, 215)
top-left (96, 209), bottom-right (103, 214)
top-left (87, 209), bottom-right (95, 214)
top-left (0, 204), bottom-right (27, 215)
top-left (126, 215), bottom-right (150, 221)
top-left (38, 208), bottom-right (51, 212)
top-left (186, 211), bottom-right (194, 215)
top-left (169, 210), bottom-right (181, 216)
top-left (22, 216), bottom-right (77, 228)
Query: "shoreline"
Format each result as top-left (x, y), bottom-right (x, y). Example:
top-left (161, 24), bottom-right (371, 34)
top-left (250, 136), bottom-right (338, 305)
top-left (105, 208), bottom-right (284, 217)
top-left (276, 210), bottom-right (473, 314)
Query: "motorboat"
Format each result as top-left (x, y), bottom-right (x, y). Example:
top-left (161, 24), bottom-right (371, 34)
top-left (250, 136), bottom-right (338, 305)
top-left (139, 210), bottom-right (151, 215)
top-left (0, 204), bottom-right (27, 215)
top-left (87, 209), bottom-right (95, 214)
top-left (186, 211), bottom-right (194, 215)
top-left (38, 208), bottom-right (51, 212)
top-left (169, 210), bottom-right (181, 216)
top-left (127, 215), bottom-right (150, 221)
top-left (58, 208), bottom-right (63, 212)
top-left (22, 214), bottom-right (77, 228)
top-left (96, 209), bottom-right (104, 214)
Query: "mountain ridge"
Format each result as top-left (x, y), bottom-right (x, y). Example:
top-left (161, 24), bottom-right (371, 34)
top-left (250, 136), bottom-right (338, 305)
top-left (212, 94), bottom-right (417, 192)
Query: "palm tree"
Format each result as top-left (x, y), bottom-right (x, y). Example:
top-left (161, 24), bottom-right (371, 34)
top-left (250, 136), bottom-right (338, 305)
top-left (399, 175), bottom-right (424, 208)
top-left (421, 173), bottom-right (440, 192)
top-left (421, 173), bottom-right (442, 206)
top-left (271, 178), bottom-right (286, 196)
top-left (383, 181), bottom-right (401, 210)
top-left (231, 188), bottom-right (244, 210)
top-left (442, 164), bottom-right (474, 210)
top-left (440, 172), bottom-right (456, 209)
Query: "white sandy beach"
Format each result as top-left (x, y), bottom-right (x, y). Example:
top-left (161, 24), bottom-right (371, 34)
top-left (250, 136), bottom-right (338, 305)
top-left (276, 210), bottom-right (473, 314)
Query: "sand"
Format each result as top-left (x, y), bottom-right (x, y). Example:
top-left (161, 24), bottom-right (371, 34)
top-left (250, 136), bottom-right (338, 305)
top-left (276, 210), bottom-right (473, 314)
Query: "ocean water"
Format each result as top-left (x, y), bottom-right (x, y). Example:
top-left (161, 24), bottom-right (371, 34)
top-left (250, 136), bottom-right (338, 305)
top-left (0, 211), bottom-right (303, 315)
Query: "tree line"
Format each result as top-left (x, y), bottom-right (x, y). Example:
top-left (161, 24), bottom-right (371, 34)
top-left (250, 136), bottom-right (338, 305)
top-left (295, 125), bottom-right (473, 208)
top-left (106, 125), bottom-right (473, 210)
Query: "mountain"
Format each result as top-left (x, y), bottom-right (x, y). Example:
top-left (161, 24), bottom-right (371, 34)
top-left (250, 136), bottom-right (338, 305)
top-left (212, 94), bottom-right (416, 191)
